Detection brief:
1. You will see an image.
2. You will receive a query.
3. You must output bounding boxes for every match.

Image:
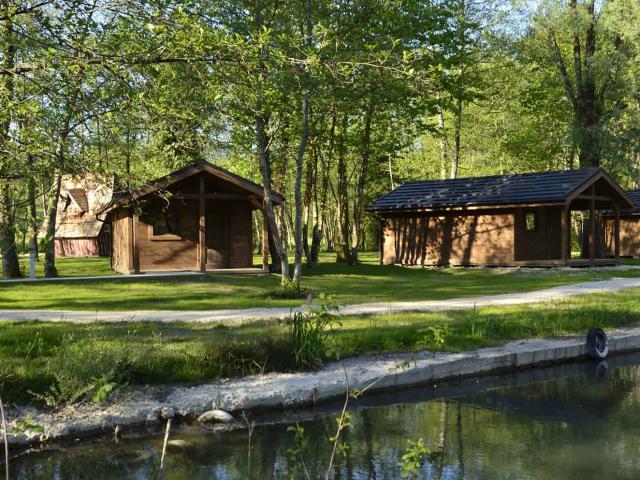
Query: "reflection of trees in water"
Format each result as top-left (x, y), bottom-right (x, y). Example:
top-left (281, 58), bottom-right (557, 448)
top-left (11, 362), bottom-right (640, 479)
top-left (456, 401), bottom-right (465, 480)
top-left (467, 368), bottom-right (634, 426)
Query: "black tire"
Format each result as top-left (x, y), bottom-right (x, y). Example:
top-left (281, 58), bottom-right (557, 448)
top-left (586, 328), bottom-right (608, 360)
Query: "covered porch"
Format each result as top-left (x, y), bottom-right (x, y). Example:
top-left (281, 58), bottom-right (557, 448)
top-left (558, 171), bottom-right (632, 266)
top-left (103, 161), bottom-right (283, 275)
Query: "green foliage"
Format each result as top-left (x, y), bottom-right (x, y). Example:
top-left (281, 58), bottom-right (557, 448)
top-left (419, 324), bottom-right (449, 357)
top-left (264, 280), bottom-right (308, 300)
top-left (285, 423), bottom-right (309, 477)
top-left (289, 294), bottom-right (340, 369)
top-left (31, 334), bottom-right (138, 407)
top-left (11, 415), bottom-right (44, 435)
top-left (399, 438), bottom-right (430, 479)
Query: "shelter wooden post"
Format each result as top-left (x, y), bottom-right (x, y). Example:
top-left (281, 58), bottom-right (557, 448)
top-left (127, 210), bottom-right (135, 274)
top-left (560, 205), bottom-right (568, 264)
top-left (379, 217), bottom-right (385, 266)
top-left (132, 211), bottom-right (140, 274)
top-left (198, 176), bottom-right (206, 272)
top-left (614, 203), bottom-right (620, 260)
top-left (262, 208), bottom-right (270, 271)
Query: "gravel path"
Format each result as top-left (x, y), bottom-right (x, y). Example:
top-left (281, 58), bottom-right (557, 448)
top-left (2, 276), bottom-right (640, 324)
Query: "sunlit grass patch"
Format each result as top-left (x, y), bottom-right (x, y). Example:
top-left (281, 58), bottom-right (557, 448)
top-left (3, 253), bottom-right (640, 312)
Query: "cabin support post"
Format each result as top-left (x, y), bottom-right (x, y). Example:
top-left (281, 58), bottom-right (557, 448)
top-left (132, 211), bottom-right (140, 274)
top-left (198, 176), bottom-right (206, 272)
top-left (560, 205), bottom-right (568, 264)
top-left (379, 217), bottom-right (385, 266)
top-left (262, 208), bottom-right (270, 272)
top-left (614, 203), bottom-right (620, 261)
top-left (127, 210), bottom-right (135, 274)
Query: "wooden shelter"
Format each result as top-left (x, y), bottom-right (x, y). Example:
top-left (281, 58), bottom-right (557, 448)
top-left (603, 189), bottom-right (640, 258)
top-left (100, 161), bottom-right (283, 274)
top-left (366, 168), bottom-right (634, 267)
top-left (43, 174), bottom-right (113, 257)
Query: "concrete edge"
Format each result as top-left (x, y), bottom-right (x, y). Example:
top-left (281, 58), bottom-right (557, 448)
top-left (4, 325), bottom-right (640, 453)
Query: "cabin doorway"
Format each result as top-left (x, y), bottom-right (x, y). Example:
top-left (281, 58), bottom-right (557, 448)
top-left (205, 202), bottom-right (229, 268)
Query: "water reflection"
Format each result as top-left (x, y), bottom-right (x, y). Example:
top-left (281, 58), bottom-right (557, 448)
top-left (11, 354), bottom-right (640, 479)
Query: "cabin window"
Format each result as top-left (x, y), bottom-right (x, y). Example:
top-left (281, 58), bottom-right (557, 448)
top-left (525, 212), bottom-right (536, 231)
top-left (144, 208), bottom-right (181, 240)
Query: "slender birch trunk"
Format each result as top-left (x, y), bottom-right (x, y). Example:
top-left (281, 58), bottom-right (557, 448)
top-left (450, 94), bottom-right (462, 179)
top-left (0, 6), bottom-right (21, 278)
top-left (256, 114), bottom-right (290, 284)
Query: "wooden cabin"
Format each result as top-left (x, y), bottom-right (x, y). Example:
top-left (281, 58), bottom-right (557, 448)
top-left (43, 174), bottom-right (113, 257)
top-left (100, 161), bottom-right (283, 274)
top-left (603, 189), bottom-right (640, 258)
top-left (366, 168), bottom-right (634, 267)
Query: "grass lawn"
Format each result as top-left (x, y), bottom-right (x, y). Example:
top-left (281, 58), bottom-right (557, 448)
top-left (1, 287), bottom-right (638, 406)
top-left (17, 255), bottom-right (117, 278)
top-left (2, 253), bottom-right (640, 311)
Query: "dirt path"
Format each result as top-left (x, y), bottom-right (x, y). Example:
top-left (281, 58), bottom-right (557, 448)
top-left (2, 277), bottom-right (640, 323)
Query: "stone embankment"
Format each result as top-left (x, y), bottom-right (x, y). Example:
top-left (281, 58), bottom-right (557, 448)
top-left (4, 325), bottom-right (640, 451)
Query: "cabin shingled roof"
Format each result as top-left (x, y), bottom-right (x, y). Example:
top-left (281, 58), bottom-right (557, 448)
top-left (621, 189), bottom-right (640, 214)
top-left (101, 160), bottom-right (284, 213)
top-left (367, 168), bottom-right (606, 212)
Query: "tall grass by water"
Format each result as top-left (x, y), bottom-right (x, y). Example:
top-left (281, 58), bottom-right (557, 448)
top-left (0, 288), bottom-right (638, 407)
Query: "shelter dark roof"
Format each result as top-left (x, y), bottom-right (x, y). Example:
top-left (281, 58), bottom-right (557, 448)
top-left (101, 160), bottom-right (283, 213)
top-left (367, 168), bottom-right (607, 212)
top-left (621, 189), bottom-right (640, 214)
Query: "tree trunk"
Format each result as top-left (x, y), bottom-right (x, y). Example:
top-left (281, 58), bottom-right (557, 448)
top-left (352, 103), bottom-right (374, 263)
top-left (27, 155), bottom-right (38, 261)
top-left (44, 173), bottom-right (62, 278)
top-left (0, 6), bottom-right (21, 278)
top-left (450, 93), bottom-right (462, 179)
top-left (387, 156), bottom-right (395, 190)
top-left (292, 0), bottom-right (312, 284)
top-left (335, 114), bottom-right (355, 265)
top-left (553, 0), bottom-right (601, 168)
top-left (43, 128), bottom-right (70, 278)
top-left (437, 103), bottom-right (448, 179)
top-left (309, 114), bottom-right (335, 267)
top-left (256, 114), bottom-right (290, 284)
top-left (292, 94), bottom-right (309, 284)
top-left (303, 138), bottom-right (316, 264)
top-left (0, 182), bottom-right (20, 278)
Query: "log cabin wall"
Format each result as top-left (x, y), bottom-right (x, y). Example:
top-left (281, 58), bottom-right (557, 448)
top-left (136, 198), bottom-right (199, 271)
top-left (228, 201), bottom-right (253, 268)
top-left (110, 208), bottom-right (132, 274)
top-left (382, 209), bottom-right (516, 266)
top-left (513, 206), bottom-right (562, 261)
top-left (204, 200), bottom-right (253, 269)
top-left (604, 216), bottom-right (640, 257)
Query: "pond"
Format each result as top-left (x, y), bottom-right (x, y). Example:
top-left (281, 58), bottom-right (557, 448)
top-left (10, 353), bottom-right (640, 479)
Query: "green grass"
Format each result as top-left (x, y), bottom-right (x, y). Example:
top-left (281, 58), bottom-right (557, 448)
top-left (1, 288), bottom-right (639, 406)
top-left (2, 252), bottom-right (640, 311)
top-left (17, 255), bottom-right (116, 278)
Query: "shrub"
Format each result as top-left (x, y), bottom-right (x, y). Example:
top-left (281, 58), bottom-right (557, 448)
top-left (32, 335), bottom-right (142, 407)
top-left (264, 280), bottom-right (309, 300)
top-left (290, 295), bottom-right (340, 369)
top-left (198, 336), bottom-right (296, 378)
